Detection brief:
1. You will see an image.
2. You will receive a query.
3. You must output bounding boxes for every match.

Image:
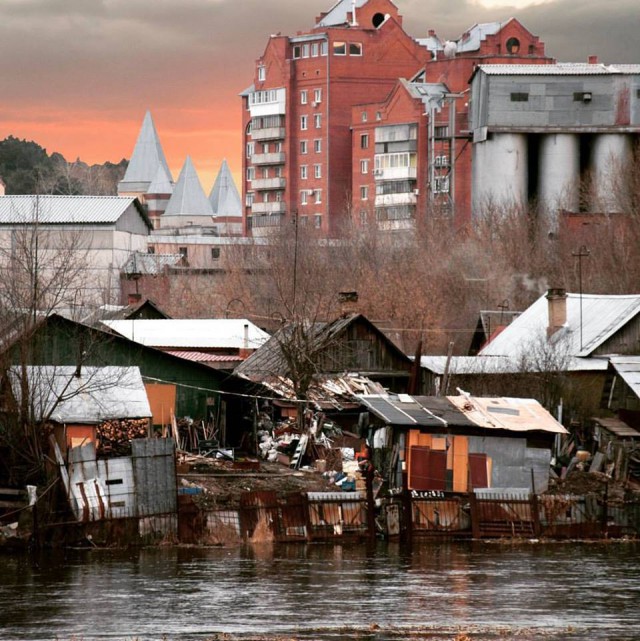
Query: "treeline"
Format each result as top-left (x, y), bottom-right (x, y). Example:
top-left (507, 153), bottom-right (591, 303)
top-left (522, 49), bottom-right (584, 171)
top-left (0, 136), bottom-right (128, 195)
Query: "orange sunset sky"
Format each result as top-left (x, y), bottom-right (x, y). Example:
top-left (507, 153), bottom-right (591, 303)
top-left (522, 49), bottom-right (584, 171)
top-left (1, 0), bottom-right (637, 190)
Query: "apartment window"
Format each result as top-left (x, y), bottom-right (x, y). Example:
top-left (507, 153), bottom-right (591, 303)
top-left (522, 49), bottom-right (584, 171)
top-left (301, 190), bottom-right (309, 205)
top-left (321, 41), bottom-right (328, 56)
top-left (257, 65), bottom-right (266, 81)
top-left (211, 248), bottom-right (220, 261)
top-left (261, 142), bottom-right (269, 153)
top-left (147, 246), bottom-right (155, 254)
top-left (376, 111), bottom-right (382, 121)
top-left (314, 164), bottom-right (322, 178)
top-left (314, 214), bottom-right (322, 228)
top-left (360, 159), bottom-right (369, 174)
top-left (247, 167), bottom-right (255, 181)
top-left (300, 115), bottom-right (308, 130)
top-left (333, 41), bottom-right (346, 55)
top-left (275, 191), bottom-right (283, 202)
top-left (302, 44), bottom-right (310, 58)
top-left (361, 111), bottom-right (368, 122)
top-left (246, 142), bottom-right (254, 158)
top-left (301, 165), bottom-right (308, 179)
top-left (360, 186), bottom-right (368, 200)
top-left (274, 166), bottom-right (282, 177)
top-left (434, 125), bottom-right (449, 138)
top-left (301, 90), bottom-right (308, 105)
top-left (246, 193), bottom-right (254, 206)
top-left (510, 92), bottom-right (529, 102)
top-left (314, 113), bottom-right (322, 129)
top-left (262, 167), bottom-right (269, 178)
top-left (262, 192), bottom-right (269, 203)
top-left (274, 141), bottom-right (282, 152)
top-left (293, 45), bottom-right (302, 59)
top-left (314, 88), bottom-right (322, 103)
top-left (300, 140), bottom-right (308, 154)
top-left (361, 133), bottom-right (369, 149)
top-left (312, 42), bottom-right (319, 57)
top-left (314, 139), bottom-right (322, 153)
top-left (349, 42), bottom-right (363, 56)
top-left (314, 189), bottom-right (322, 204)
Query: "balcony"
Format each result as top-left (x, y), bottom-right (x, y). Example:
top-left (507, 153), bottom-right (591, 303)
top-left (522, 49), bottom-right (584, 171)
top-left (251, 177), bottom-right (286, 191)
top-left (251, 201), bottom-right (286, 215)
top-left (372, 167), bottom-right (417, 181)
top-left (251, 127), bottom-right (286, 141)
top-left (251, 152), bottom-right (286, 165)
top-left (374, 192), bottom-right (417, 207)
top-left (248, 213), bottom-right (284, 236)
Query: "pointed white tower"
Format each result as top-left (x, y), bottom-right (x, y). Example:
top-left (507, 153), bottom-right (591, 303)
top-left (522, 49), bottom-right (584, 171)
top-left (209, 159), bottom-right (242, 236)
top-left (161, 156), bottom-right (214, 229)
top-left (145, 164), bottom-right (174, 229)
top-left (118, 111), bottom-right (173, 199)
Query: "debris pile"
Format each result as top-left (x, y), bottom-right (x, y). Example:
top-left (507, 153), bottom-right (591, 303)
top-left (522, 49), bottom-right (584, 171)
top-left (97, 418), bottom-right (149, 455)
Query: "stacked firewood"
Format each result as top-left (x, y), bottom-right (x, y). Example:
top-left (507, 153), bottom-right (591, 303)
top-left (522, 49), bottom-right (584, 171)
top-left (97, 418), bottom-right (149, 456)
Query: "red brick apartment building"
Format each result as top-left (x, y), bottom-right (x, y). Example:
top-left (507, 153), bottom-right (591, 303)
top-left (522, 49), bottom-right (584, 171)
top-left (241, 0), bottom-right (552, 236)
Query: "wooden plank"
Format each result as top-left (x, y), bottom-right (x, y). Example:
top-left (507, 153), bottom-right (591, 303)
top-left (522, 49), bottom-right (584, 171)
top-left (452, 435), bottom-right (469, 492)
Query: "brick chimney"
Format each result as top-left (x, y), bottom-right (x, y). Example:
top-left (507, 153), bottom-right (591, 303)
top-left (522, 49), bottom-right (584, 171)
top-left (338, 291), bottom-right (359, 317)
top-left (238, 322), bottom-right (252, 359)
top-left (546, 288), bottom-right (567, 337)
top-left (588, 55), bottom-right (599, 64)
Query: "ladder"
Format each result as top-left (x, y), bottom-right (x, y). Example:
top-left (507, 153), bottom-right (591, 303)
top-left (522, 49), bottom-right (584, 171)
top-left (290, 434), bottom-right (308, 469)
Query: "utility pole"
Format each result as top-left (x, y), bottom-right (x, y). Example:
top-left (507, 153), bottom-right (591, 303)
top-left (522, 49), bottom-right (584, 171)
top-left (572, 245), bottom-right (590, 350)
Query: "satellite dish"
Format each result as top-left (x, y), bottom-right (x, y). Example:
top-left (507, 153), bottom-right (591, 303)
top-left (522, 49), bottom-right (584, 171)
top-left (443, 41), bottom-right (457, 58)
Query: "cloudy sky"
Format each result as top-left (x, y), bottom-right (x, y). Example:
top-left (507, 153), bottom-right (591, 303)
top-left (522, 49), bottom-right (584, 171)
top-left (1, 0), bottom-right (638, 189)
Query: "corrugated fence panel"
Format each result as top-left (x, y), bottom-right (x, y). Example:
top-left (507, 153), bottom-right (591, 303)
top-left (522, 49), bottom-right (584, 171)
top-left (131, 438), bottom-right (177, 516)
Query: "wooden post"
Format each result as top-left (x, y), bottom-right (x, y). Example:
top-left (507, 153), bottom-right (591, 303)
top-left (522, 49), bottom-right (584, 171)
top-left (469, 492), bottom-right (480, 539)
top-left (401, 470), bottom-right (412, 544)
top-left (365, 463), bottom-right (376, 542)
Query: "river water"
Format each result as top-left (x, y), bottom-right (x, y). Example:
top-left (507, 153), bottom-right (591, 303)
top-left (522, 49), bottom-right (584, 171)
top-left (1, 541), bottom-right (639, 641)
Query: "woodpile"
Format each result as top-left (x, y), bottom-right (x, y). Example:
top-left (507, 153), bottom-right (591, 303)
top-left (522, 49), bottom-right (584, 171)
top-left (97, 418), bottom-right (149, 456)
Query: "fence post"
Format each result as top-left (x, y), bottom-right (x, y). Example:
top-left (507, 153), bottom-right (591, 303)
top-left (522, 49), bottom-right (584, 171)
top-left (469, 492), bottom-right (480, 539)
top-left (531, 493), bottom-right (541, 537)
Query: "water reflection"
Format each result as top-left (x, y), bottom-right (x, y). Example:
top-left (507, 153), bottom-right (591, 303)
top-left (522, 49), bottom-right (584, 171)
top-left (0, 542), bottom-right (639, 640)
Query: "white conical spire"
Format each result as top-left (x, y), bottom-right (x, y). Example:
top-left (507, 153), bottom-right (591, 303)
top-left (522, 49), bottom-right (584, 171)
top-left (209, 159), bottom-right (242, 217)
top-left (163, 156), bottom-right (213, 217)
top-left (147, 163), bottom-right (174, 196)
top-left (118, 111), bottom-right (173, 193)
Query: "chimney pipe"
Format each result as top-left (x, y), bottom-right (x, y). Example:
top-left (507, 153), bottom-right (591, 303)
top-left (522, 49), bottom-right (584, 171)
top-left (546, 288), bottom-right (567, 337)
top-left (239, 322), bottom-right (251, 359)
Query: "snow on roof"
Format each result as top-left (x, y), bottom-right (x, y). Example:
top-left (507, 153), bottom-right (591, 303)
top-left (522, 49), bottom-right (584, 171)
top-left (478, 63), bottom-right (640, 76)
top-left (121, 252), bottom-right (183, 275)
top-left (9, 366), bottom-right (151, 424)
top-left (479, 292), bottom-right (640, 360)
top-left (163, 156), bottom-right (214, 217)
top-left (610, 356), bottom-right (640, 401)
top-left (456, 21), bottom-right (507, 53)
top-left (102, 319), bottom-right (270, 350)
top-left (0, 195), bottom-right (144, 225)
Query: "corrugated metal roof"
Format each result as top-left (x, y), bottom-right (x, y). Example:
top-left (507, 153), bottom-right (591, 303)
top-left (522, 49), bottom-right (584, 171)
top-left (163, 156), bottom-right (214, 218)
top-left (102, 319), bottom-right (270, 350)
top-left (448, 395), bottom-right (567, 434)
top-left (610, 356), bottom-right (640, 400)
top-left (8, 366), bottom-right (151, 424)
top-left (121, 252), bottom-right (183, 275)
top-left (358, 394), bottom-right (449, 427)
top-left (0, 195), bottom-right (142, 225)
top-left (165, 351), bottom-right (243, 363)
top-left (420, 354), bottom-right (609, 375)
top-left (478, 63), bottom-right (638, 76)
top-left (479, 292), bottom-right (640, 359)
top-left (315, 0), bottom-right (368, 27)
top-left (594, 417), bottom-right (640, 438)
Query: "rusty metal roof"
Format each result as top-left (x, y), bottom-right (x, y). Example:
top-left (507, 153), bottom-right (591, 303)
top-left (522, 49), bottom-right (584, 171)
top-left (164, 351), bottom-right (243, 363)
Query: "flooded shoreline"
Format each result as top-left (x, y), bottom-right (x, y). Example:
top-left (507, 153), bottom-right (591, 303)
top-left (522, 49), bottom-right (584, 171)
top-left (1, 541), bottom-right (639, 641)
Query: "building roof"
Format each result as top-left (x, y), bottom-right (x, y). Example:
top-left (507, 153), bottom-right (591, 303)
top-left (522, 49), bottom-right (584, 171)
top-left (456, 21), bottom-right (509, 53)
top-left (209, 159), bottom-right (242, 218)
top-left (121, 252), bottom-right (183, 275)
top-left (593, 417), bottom-right (640, 439)
top-left (315, 0), bottom-right (368, 27)
top-left (147, 163), bottom-right (174, 196)
top-left (165, 350), bottom-right (244, 364)
top-left (163, 156), bottom-right (214, 218)
top-left (479, 292), bottom-right (640, 360)
top-left (102, 318), bottom-right (271, 350)
top-left (610, 356), bottom-right (640, 400)
top-left (359, 393), bottom-right (566, 434)
top-left (119, 111), bottom-right (173, 190)
top-left (477, 63), bottom-right (640, 76)
top-left (0, 195), bottom-right (150, 227)
top-left (405, 81), bottom-right (449, 109)
top-left (8, 365), bottom-right (152, 424)
top-left (234, 313), bottom-right (411, 381)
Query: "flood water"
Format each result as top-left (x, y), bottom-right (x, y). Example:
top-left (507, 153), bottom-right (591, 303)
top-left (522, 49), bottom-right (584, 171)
top-left (1, 541), bottom-right (639, 641)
